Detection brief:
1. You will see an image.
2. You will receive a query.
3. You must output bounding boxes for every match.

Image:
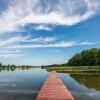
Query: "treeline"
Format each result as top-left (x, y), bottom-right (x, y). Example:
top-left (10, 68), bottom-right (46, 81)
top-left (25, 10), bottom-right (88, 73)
top-left (44, 63), bottom-right (67, 68)
top-left (67, 48), bottom-right (100, 66)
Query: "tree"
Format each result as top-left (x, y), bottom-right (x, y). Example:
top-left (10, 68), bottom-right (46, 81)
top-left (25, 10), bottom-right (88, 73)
top-left (0, 63), bottom-right (2, 67)
top-left (67, 53), bottom-right (81, 66)
top-left (96, 49), bottom-right (100, 66)
top-left (67, 48), bottom-right (99, 66)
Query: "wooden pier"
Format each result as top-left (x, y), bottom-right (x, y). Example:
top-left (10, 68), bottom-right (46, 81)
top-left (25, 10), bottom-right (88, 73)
top-left (36, 71), bottom-right (74, 100)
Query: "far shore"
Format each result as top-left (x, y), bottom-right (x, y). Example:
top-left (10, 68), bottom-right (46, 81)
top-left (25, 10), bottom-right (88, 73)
top-left (46, 66), bottom-right (100, 74)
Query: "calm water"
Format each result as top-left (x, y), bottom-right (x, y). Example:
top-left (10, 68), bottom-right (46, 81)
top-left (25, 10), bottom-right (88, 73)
top-left (60, 73), bottom-right (100, 100)
top-left (0, 67), bottom-right (100, 100)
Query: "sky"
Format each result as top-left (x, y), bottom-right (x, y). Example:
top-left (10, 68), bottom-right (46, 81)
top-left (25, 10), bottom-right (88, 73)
top-left (0, 0), bottom-right (100, 66)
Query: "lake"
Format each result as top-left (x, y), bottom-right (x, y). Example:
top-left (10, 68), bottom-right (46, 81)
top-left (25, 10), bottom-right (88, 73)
top-left (0, 67), bottom-right (100, 100)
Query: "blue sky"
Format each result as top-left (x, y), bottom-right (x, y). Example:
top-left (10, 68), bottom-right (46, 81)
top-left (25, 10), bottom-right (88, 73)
top-left (0, 0), bottom-right (100, 66)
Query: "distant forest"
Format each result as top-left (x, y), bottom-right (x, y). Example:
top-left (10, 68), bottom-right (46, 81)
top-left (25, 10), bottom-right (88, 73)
top-left (67, 48), bottom-right (100, 66)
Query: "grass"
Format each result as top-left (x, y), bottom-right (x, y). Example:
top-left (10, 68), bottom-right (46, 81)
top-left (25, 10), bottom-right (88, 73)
top-left (47, 66), bottom-right (100, 72)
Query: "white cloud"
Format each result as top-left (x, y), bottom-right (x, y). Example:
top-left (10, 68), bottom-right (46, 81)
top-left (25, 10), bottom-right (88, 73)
top-left (0, 36), bottom-right (56, 48)
top-left (0, 49), bottom-right (21, 58)
top-left (0, 36), bottom-right (25, 58)
top-left (4, 41), bottom-right (95, 49)
top-left (0, 35), bottom-right (95, 50)
top-left (33, 25), bottom-right (52, 31)
top-left (0, 35), bottom-right (29, 46)
top-left (78, 41), bottom-right (95, 45)
top-left (0, 35), bottom-right (57, 57)
top-left (0, 0), bottom-right (100, 33)
top-left (0, 54), bottom-right (22, 58)
top-left (0, 50), bottom-right (20, 54)
top-left (0, 35), bottom-right (95, 58)
top-left (22, 37), bottom-right (57, 42)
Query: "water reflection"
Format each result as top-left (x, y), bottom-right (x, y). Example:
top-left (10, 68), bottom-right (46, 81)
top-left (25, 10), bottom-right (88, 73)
top-left (0, 68), bottom-right (49, 100)
top-left (0, 67), bottom-right (100, 100)
top-left (0, 66), bottom-right (32, 72)
top-left (70, 74), bottom-right (100, 91)
top-left (60, 73), bottom-right (100, 100)
top-left (60, 73), bottom-right (100, 92)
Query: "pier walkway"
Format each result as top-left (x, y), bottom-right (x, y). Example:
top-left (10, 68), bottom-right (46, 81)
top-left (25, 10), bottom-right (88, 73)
top-left (36, 71), bottom-right (74, 100)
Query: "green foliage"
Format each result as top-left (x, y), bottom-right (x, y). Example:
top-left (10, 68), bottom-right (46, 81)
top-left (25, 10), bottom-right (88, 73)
top-left (0, 63), bottom-right (2, 67)
top-left (96, 49), bottom-right (100, 66)
top-left (67, 48), bottom-right (100, 66)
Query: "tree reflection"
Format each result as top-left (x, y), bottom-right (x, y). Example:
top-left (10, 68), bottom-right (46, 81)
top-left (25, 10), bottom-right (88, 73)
top-left (0, 64), bottom-right (32, 72)
top-left (70, 74), bottom-right (100, 91)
